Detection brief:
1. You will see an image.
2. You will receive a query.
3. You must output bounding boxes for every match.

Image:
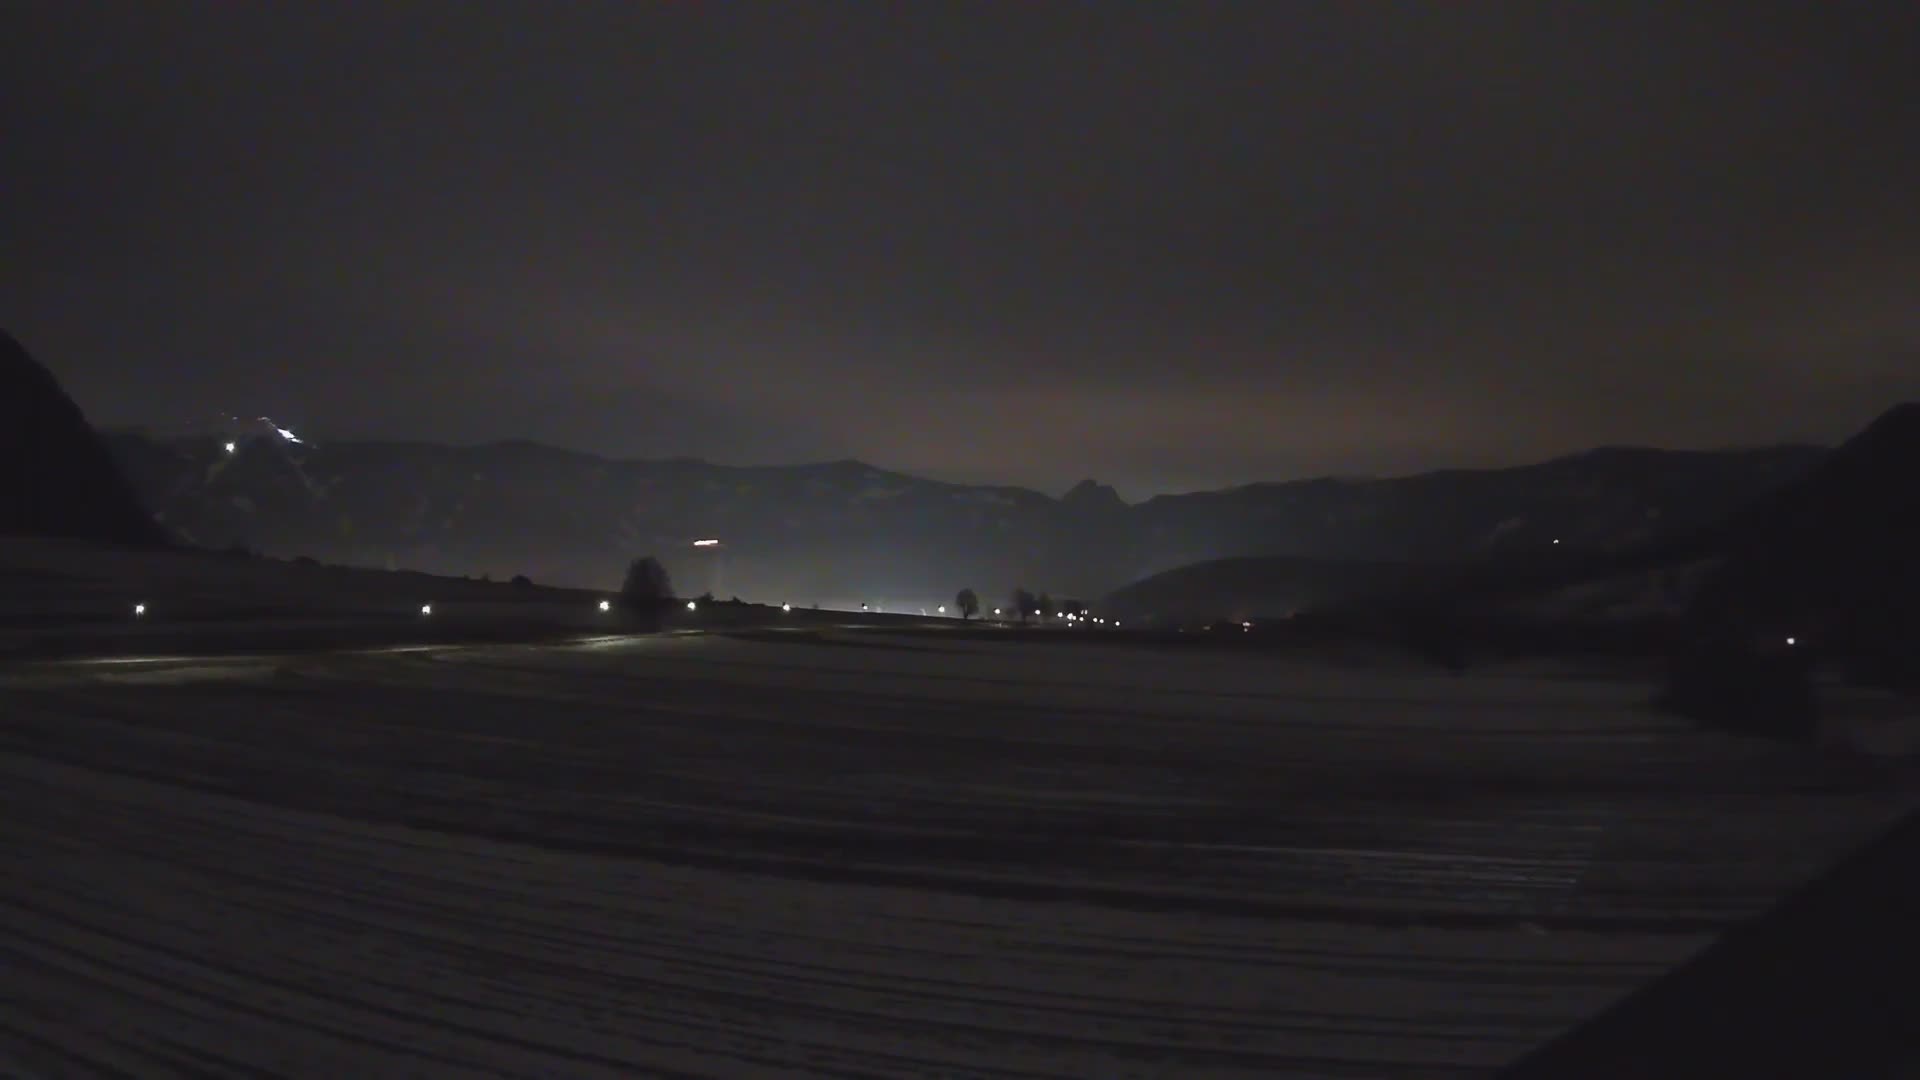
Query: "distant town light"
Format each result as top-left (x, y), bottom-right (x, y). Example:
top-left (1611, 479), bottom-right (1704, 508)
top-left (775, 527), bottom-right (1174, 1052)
top-left (598, 599), bottom-right (611, 612)
top-left (782, 603), bottom-right (792, 612)
top-left (992, 607), bottom-right (1002, 616)
top-left (692, 538), bottom-right (720, 547)
top-left (1552, 538), bottom-right (1561, 545)
top-left (1786, 636), bottom-right (1797, 646)
top-left (223, 441), bottom-right (236, 454)
top-left (686, 600), bottom-right (698, 611)
top-left (133, 602), bottom-right (146, 617)
top-left (420, 604), bottom-right (433, 616)
top-left (937, 605), bottom-right (946, 614)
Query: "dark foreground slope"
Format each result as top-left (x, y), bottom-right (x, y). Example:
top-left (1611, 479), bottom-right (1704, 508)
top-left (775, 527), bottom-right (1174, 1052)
top-left (0, 330), bottom-right (166, 547)
top-left (1502, 803), bottom-right (1920, 1079)
top-left (1684, 403), bottom-right (1920, 684)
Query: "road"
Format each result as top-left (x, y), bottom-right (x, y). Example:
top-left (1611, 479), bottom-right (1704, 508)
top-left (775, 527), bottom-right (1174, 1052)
top-left (2, 630), bottom-right (1911, 1077)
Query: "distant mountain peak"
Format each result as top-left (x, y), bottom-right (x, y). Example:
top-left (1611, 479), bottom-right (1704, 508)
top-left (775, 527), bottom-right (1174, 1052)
top-left (1062, 478), bottom-right (1126, 510)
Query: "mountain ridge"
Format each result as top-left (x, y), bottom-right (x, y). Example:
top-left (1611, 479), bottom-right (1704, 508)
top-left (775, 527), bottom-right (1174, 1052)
top-left (104, 422), bottom-right (1830, 608)
top-left (96, 426), bottom-right (1831, 503)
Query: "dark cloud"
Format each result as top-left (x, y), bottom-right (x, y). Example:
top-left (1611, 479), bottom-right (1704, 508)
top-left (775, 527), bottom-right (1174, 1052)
top-left (5, 1), bottom-right (1917, 496)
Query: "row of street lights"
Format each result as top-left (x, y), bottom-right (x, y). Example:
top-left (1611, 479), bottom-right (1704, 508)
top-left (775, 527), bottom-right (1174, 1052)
top-left (982, 605), bottom-right (1118, 627)
top-left (128, 596), bottom-right (773, 620)
top-left (126, 527), bottom-right (1118, 630)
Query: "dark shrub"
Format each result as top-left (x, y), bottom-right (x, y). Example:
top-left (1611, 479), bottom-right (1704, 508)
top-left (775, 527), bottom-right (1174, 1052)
top-left (510, 573), bottom-right (533, 588)
top-left (1010, 588), bottom-right (1037, 623)
top-left (619, 557), bottom-right (673, 609)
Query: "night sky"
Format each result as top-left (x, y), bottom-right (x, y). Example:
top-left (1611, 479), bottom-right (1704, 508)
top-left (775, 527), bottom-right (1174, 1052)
top-left (6, 2), bottom-right (1916, 496)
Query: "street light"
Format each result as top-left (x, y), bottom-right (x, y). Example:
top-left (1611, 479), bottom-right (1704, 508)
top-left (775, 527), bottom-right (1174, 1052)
top-left (420, 604), bottom-right (433, 616)
top-left (223, 441), bottom-right (236, 454)
top-left (686, 600), bottom-right (698, 611)
top-left (598, 599), bottom-right (611, 612)
top-left (937, 605), bottom-right (946, 614)
top-left (133, 602), bottom-right (146, 618)
top-left (782, 603), bottom-right (792, 612)
top-left (692, 538), bottom-right (720, 547)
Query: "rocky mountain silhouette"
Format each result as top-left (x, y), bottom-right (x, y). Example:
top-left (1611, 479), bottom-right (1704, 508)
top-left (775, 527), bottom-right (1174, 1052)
top-left (102, 428), bottom-right (1824, 607)
top-left (1, 330), bottom-right (166, 547)
top-left (1060, 479), bottom-right (1127, 513)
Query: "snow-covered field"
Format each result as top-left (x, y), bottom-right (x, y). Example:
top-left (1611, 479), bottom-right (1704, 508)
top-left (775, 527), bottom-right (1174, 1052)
top-left (2, 630), bottom-right (1913, 1077)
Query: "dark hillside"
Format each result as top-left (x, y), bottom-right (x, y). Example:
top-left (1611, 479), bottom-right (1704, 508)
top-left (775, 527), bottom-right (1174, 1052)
top-left (0, 330), bottom-right (167, 547)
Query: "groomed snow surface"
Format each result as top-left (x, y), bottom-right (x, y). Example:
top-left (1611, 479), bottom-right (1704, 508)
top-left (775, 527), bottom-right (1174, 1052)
top-left (2, 630), bottom-right (1913, 1077)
